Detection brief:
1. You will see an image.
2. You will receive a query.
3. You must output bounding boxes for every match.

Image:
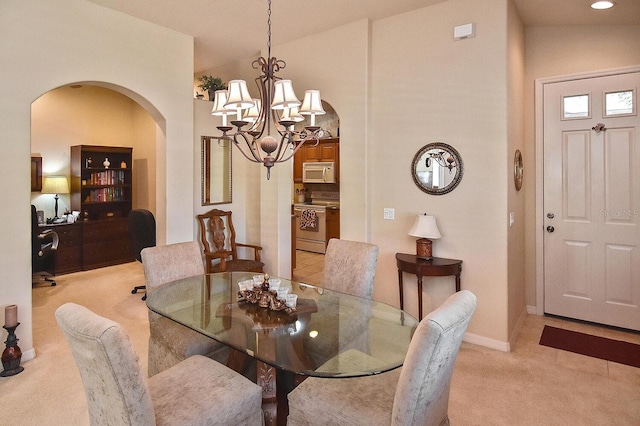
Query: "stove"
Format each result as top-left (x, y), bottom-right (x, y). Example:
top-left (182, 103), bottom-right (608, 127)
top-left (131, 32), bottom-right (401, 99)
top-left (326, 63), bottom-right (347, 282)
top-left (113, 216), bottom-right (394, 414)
top-left (294, 191), bottom-right (339, 253)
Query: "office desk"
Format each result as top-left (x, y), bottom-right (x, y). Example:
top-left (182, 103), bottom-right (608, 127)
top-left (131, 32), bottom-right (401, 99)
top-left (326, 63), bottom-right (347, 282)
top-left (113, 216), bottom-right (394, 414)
top-left (146, 272), bottom-right (418, 425)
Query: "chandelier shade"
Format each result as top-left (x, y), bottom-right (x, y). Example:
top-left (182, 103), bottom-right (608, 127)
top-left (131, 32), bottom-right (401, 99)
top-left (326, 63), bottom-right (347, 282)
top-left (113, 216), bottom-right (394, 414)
top-left (211, 90), bottom-right (232, 126)
top-left (300, 90), bottom-right (326, 126)
top-left (224, 80), bottom-right (254, 112)
top-left (271, 80), bottom-right (301, 110)
top-left (210, 0), bottom-right (326, 179)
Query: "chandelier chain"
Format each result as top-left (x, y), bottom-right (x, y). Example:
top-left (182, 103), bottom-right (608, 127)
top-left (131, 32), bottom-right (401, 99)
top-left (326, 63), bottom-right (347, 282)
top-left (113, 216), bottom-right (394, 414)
top-left (267, 0), bottom-right (272, 59)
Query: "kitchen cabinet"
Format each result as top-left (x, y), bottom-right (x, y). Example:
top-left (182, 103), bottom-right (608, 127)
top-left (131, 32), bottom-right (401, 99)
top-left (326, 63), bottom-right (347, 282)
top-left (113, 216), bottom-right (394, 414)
top-left (326, 208), bottom-right (340, 242)
top-left (293, 138), bottom-right (339, 182)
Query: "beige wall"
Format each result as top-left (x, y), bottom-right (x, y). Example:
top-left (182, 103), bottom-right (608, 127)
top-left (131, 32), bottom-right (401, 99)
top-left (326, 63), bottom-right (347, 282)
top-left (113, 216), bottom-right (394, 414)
top-left (0, 0), bottom-right (194, 357)
top-left (198, 20), bottom-right (372, 278)
top-left (523, 25), bottom-right (640, 308)
top-left (506, 0), bottom-right (527, 345)
top-left (30, 86), bottom-right (157, 218)
top-left (370, 0), bottom-right (512, 346)
top-left (196, 0), bottom-right (522, 347)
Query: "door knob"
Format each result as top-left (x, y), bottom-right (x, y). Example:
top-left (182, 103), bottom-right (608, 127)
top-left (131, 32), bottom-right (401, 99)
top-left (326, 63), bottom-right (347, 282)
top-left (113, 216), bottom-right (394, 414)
top-left (547, 212), bottom-right (554, 219)
top-left (546, 226), bottom-right (555, 233)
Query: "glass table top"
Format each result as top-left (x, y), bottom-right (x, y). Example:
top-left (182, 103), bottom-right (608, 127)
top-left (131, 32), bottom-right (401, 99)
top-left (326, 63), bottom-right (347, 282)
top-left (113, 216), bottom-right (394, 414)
top-left (146, 272), bottom-right (419, 378)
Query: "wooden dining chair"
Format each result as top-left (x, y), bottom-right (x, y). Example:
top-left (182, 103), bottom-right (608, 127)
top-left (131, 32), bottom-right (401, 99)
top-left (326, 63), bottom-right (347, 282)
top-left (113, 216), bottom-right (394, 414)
top-left (141, 241), bottom-right (228, 376)
top-left (288, 290), bottom-right (477, 426)
top-left (322, 238), bottom-right (379, 299)
top-left (56, 303), bottom-right (263, 426)
top-left (196, 208), bottom-right (264, 274)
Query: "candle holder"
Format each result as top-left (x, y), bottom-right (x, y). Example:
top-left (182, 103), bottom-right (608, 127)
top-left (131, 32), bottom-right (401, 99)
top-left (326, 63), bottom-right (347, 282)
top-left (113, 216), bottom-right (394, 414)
top-left (1, 323), bottom-right (24, 377)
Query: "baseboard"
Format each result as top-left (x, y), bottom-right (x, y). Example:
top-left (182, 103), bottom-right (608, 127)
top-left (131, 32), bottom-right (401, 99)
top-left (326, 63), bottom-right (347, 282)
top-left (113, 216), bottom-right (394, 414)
top-left (21, 347), bottom-right (36, 363)
top-left (526, 305), bottom-right (537, 315)
top-left (508, 306), bottom-right (528, 351)
top-left (463, 332), bottom-right (510, 352)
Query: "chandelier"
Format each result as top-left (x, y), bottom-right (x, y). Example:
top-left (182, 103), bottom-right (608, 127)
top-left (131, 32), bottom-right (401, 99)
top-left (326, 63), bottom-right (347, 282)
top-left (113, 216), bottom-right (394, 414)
top-left (210, 0), bottom-right (325, 180)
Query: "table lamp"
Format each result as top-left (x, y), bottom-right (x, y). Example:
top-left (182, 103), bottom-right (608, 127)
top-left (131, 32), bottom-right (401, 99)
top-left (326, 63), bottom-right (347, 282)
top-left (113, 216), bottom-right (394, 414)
top-left (42, 176), bottom-right (69, 220)
top-left (408, 213), bottom-right (441, 260)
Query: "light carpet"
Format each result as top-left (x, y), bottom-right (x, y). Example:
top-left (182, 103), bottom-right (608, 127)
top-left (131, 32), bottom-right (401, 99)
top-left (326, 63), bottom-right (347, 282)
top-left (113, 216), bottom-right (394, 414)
top-left (2, 262), bottom-right (640, 425)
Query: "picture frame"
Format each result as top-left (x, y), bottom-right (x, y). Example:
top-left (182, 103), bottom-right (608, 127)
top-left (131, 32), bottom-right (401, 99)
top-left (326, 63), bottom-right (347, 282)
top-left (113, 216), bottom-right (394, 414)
top-left (31, 156), bottom-right (43, 192)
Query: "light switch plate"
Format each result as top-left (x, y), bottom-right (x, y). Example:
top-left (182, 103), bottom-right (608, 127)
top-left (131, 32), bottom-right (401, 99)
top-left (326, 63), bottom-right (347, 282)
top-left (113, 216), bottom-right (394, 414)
top-left (509, 212), bottom-right (515, 227)
top-left (384, 208), bottom-right (395, 220)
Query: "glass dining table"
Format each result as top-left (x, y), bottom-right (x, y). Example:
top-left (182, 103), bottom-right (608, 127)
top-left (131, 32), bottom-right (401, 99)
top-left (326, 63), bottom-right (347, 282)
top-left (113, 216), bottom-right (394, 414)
top-left (146, 272), bottom-right (419, 424)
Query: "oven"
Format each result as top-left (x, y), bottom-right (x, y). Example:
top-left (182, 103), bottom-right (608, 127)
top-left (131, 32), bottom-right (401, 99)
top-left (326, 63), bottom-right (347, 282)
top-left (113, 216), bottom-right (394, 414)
top-left (294, 204), bottom-right (327, 254)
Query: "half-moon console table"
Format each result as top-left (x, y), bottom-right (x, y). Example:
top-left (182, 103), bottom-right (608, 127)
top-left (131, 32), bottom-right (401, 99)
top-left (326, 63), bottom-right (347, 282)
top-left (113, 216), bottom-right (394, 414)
top-left (395, 253), bottom-right (462, 320)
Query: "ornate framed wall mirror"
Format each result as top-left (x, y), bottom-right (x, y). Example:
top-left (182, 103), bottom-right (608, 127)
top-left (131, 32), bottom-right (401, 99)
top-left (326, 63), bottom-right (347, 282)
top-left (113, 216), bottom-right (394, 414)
top-left (201, 136), bottom-right (232, 205)
top-left (513, 149), bottom-right (523, 191)
top-left (412, 142), bottom-right (463, 195)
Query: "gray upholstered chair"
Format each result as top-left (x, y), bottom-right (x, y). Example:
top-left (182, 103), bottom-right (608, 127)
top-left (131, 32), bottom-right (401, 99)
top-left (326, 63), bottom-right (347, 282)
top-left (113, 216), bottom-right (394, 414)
top-left (288, 290), bottom-right (477, 426)
top-left (303, 238), bottom-right (380, 367)
top-left (322, 238), bottom-right (379, 299)
top-left (55, 303), bottom-right (263, 426)
top-left (141, 241), bottom-right (228, 376)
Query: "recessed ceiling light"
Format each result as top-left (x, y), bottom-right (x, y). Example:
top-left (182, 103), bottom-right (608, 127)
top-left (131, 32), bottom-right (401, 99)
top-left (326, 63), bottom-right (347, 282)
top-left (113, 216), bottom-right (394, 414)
top-left (591, 1), bottom-right (615, 10)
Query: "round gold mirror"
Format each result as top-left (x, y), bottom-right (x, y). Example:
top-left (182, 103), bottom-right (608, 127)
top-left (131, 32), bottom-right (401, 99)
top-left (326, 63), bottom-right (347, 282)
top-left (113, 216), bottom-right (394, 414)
top-left (514, 149), bottom-right (523, 191)
top-left (412, 142), bottom-right (463, 195)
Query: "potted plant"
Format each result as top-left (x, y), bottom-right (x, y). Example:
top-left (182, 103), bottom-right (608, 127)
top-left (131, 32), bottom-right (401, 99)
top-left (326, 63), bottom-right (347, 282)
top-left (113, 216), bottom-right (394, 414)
top-left (197, 75), bottom-right (226, 101)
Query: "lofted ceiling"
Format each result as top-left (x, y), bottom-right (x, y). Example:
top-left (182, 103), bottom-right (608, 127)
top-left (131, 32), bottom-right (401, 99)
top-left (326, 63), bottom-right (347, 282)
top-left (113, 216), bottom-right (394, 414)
top-left (86, 0), bottom-right (640, 73)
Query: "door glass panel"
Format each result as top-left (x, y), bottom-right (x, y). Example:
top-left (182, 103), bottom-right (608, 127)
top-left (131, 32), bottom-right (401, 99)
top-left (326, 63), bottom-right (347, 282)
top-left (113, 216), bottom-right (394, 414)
top-left (604, 90), bottom-right (635, 117)
top-left (562, 94), bottom-right (590, 119)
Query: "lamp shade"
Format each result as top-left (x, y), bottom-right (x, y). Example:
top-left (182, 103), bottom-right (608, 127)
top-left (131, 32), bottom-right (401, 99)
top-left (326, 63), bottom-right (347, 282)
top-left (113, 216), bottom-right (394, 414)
top-left (243, 99), bottom-right (262, 123)
top-left (271, 80), bottom-right (301, 110)
top-left (280, 106), bottom-right (304, 122)
top-left (224, 80), bottom-right (254, 110)
top-left (408, 214), bottom-right (441, 239)
top-left (42, 176), bottom-right (69, 194)
top-left (211, 90), bottom-right (232, 126)
top-left (299, 90), bottom-right (325, 126)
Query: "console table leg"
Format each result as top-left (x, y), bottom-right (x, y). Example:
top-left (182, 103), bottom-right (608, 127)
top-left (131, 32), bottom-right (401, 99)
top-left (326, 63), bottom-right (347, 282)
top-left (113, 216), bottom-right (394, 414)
top-left (397, 269), bottom-right (404, 311)
top-left (417, 275), bottom-right (423, 320)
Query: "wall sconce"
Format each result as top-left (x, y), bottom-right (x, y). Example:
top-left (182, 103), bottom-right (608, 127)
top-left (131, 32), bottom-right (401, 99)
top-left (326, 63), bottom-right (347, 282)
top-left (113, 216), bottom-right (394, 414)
top-left (408, 213), bottom-right (441, 259)
top-left (42, 176), bottom-right (69, 220)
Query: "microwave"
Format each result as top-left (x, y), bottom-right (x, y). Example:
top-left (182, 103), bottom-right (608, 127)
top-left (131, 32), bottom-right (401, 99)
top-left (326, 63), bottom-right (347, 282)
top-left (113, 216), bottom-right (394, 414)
top-left (302, 162), bottom-right (336, 183)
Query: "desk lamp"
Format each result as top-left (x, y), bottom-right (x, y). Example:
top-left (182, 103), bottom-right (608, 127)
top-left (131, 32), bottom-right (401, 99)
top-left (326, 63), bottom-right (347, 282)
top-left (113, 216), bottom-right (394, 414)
top-left (408, 213), bottom-right (441, 260)
top-left (42, 176), bottom-right (69, 220)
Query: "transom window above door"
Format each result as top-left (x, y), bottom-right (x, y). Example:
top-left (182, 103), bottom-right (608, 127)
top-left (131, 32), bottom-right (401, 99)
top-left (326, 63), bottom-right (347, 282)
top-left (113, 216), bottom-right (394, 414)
top-left (604, 89), bottom-right (635, 117)
top-left (562, 94), bottom-right (590, 119)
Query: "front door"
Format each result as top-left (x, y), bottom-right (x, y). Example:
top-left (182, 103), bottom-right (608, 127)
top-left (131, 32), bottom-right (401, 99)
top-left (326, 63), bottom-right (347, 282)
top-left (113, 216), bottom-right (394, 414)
top-left (543, 70), bottom-right (640, 330)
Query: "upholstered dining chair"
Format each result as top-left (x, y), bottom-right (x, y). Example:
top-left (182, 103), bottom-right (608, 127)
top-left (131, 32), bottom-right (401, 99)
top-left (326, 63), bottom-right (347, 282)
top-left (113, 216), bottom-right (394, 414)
top-left (302, 238), bottom-right (380, 367)
top-left (288, 290), bottom-right (477, 426)
top-left (55, 303), bottom-right (263, 426)
top-left (322, 238), bottom-right (379, 299)
top-left (141, 241), bottom-right (228, 376)
top-left (196, 208), bottom-right (264, 274)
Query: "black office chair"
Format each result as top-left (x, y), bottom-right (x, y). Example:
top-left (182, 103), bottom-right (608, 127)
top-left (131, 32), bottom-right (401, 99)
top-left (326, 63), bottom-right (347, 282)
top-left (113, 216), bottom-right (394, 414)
top-left (128, 209), bottom-right (156, 300)
top-left (32, 205), bottom-right (58, 286)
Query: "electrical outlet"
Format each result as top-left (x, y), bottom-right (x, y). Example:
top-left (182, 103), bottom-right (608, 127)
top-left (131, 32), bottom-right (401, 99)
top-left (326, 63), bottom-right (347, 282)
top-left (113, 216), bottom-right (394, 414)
top-left (384, 208), bottom-right (395, 220)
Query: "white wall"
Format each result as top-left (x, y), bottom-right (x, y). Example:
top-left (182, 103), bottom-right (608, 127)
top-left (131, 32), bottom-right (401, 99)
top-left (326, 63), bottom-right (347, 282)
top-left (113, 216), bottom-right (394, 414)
top-left (0, 0), bottom-right (194, 357)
